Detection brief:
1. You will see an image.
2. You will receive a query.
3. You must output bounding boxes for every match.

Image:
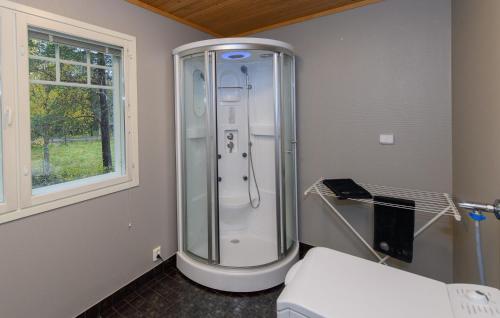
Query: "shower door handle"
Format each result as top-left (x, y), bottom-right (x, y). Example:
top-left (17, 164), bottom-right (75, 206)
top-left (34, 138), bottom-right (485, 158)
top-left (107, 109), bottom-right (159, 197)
top-left (286, 140), bottom-right (296, 153)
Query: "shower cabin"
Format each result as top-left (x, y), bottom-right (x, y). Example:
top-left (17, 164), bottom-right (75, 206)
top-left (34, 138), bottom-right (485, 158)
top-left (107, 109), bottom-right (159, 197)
top-left (173, 38), bottom-right (298, 292)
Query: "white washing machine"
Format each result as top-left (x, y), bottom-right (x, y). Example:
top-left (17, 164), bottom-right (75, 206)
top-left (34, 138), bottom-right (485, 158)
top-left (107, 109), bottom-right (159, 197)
top-left (277, 247), bottom-right (500, 318)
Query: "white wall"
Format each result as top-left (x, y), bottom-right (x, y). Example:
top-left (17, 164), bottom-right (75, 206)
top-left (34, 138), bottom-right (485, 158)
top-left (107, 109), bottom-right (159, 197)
top-left (452, 0), bottom-right (500, 288)
top-left (257, 0), bottom-right (454, 282)
top-left (0, 1), bottom-right (209, 317)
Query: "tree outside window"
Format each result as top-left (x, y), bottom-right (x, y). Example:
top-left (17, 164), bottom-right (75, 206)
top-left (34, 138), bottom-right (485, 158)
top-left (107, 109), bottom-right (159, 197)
top-left (28, 31), bottom-right (124, 190)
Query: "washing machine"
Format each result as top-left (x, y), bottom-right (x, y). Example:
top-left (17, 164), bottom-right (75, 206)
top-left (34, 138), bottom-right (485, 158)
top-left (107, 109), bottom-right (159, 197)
top-left (277, 247), bottom-right (500, 318)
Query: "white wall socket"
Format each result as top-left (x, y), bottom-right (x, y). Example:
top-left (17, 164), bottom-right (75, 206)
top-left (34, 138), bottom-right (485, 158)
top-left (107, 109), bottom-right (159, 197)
top-left (153, 246), bottom-right (161, 262)
top-left (379, 133), bottom-right (395, 145)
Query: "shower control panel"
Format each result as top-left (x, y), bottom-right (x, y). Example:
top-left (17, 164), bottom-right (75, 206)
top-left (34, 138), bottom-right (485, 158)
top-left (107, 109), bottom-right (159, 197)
top-left (225, 130), bottom-right (238, 154)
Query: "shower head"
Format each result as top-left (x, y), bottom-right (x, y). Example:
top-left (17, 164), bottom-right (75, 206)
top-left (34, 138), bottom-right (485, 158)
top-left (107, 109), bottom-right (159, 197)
top-left (240, 65), bottom-right (248, 75)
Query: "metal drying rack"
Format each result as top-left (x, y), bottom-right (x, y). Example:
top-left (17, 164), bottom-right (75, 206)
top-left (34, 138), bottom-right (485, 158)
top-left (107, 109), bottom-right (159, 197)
top-left (304, 177), bottom-right (461, 265)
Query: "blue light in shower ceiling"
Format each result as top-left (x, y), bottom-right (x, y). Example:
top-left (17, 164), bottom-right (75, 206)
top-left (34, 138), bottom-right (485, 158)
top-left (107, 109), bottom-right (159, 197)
top-left (221, 51), bottom-right (251, 60)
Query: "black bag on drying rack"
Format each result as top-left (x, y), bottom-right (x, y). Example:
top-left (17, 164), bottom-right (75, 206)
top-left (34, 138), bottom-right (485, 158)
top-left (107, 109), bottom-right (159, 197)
top-left (373, 196), bottom-right (415, 263)
top-left (322, 179), bottom-right (372, 200)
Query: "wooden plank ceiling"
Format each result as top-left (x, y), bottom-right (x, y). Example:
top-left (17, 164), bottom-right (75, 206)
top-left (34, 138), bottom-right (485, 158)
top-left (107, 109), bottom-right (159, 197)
top-left (127, 0), bottom-right (381, 37)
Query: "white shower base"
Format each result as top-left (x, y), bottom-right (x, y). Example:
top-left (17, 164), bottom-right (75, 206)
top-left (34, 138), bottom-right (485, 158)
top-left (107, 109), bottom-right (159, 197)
top-left (220, 234), bottom-right (277, 267)
top-left (187, 234), bottom-right (277, 267)
top-left (177, 243), bottom-right (299, 292)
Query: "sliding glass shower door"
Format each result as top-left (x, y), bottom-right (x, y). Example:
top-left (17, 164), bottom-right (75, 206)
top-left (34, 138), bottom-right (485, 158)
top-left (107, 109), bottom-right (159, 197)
top-left (276, 53), bottom-right (297, 256)
top-left (281, 54), bottom-right (297, 253)
top-left (180, 52), bottom-right (218, 263)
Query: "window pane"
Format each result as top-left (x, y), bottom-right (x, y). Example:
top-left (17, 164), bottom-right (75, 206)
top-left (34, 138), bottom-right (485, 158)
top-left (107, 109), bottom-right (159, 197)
top-left (29, 30), bottom-right (125, 192)
top-left (29, 59), bottom-right (56, 81)
top-left (60, 63), bottom-right (87, 84)
top-left (30, 84), bottom-right (123, 189)
top-left (90, 51), bottom-right (113, 67)
top-left (91, 68), bottom-right (113, 86)
top-left (59, 44), bottom-right (87, 63)
top-left (28, 38), bottom-right (56, 58)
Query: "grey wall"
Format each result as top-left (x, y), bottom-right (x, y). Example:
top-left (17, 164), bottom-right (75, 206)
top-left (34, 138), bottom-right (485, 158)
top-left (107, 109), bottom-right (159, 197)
top-left (258, 0), bottom-right (454, 282)
top-left (0, 1), bottom-right (208, 317)
top-left (452, 0), bottom-right (500, 289)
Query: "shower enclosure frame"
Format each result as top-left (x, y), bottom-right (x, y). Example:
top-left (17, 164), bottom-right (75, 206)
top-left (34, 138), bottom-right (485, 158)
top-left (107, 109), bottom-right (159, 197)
top-left (173, 38), bottom-right (298, 292)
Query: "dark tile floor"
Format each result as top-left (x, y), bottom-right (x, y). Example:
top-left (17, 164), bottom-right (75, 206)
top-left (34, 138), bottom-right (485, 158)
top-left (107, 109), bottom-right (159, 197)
top-left (80, 259), bottom-right (282, 318)
top-left (80, 244), bottom-right (313, 318)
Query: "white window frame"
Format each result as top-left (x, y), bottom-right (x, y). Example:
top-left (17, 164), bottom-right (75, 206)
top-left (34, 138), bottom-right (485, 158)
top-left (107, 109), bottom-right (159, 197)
top-left (0, 7), bottom-right (18, 215)
top-left (0, 0), bottom-right (139, 224)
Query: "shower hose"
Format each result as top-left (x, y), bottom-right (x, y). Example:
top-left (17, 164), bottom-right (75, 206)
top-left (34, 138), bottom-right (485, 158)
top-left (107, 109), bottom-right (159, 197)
top-left (244, 71), bottom-right (261, 209)
top-left (248, 141), bottom-right (261, 208)
top-left (469, 211), bottom-right (486, 285)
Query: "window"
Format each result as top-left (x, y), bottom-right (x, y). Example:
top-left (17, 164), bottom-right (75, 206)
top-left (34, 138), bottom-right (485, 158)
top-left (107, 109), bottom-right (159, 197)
top-left (28, 29), bottom-right (125, 193)
top-left (0, 2), bottom-right (139, 224)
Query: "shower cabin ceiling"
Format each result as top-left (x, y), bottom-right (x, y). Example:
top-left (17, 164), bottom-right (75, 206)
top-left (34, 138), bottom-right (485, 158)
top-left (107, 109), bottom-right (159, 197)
top-left (126, 0), bottom-right (381, 37)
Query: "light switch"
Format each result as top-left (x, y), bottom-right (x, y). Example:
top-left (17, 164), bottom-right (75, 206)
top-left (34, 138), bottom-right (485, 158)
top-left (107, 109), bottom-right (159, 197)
top-left (379, 134), bottom-right (395, 145)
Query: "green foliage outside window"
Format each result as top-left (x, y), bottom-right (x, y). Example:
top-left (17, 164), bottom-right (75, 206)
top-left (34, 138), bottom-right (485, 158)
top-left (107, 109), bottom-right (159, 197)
top-left (29, 34), bottom-right (121, 189)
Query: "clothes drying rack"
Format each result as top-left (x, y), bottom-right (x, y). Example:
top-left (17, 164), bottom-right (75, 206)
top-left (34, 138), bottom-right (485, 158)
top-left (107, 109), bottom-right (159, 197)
top-left (304, 177), bottom-right (461, 265)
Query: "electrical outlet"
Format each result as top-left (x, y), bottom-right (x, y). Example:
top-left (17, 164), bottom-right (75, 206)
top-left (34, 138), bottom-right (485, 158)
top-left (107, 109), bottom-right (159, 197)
top-left (153, 246), bottom-right (161, 262)
top-left (379, 133), bottom-right (395, 145)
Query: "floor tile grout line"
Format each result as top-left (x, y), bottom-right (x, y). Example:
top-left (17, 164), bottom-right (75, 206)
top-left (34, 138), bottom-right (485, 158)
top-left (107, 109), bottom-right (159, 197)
top-left (111, 307), bottom-right (125, 318)
top-left (122, 295), bottom-right (145, 313)
top-left (128, 279), bottom-right (182, 313)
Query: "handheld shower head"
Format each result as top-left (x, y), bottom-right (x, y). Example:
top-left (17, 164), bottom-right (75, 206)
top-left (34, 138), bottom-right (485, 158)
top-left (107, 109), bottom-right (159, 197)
top-left (240, 65), bottom-right (248, 75)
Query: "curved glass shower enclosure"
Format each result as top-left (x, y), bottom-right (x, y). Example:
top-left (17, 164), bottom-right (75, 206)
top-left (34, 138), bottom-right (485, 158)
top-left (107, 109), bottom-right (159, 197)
top-left (173, 38), bottom-right (298, 292)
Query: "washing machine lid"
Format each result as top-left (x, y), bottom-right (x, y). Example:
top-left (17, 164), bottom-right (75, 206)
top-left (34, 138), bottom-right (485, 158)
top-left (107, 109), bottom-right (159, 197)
top-left (277, 247), bottom-right (454, 318)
